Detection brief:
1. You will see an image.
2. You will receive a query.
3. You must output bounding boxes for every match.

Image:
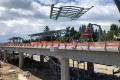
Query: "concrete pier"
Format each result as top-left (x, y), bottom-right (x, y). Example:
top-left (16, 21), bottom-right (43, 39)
top-left (19, 52), bottom-right (24, 68)
top-left (87, 62), bottom-right (94, 74)
top-left (60, 58), bottom-right (69, 80)
top-left (4, 50), bottom-right (8, 63)
top-left (0, 50), bottom-right (2, 59)
top-left (40, 55), bottom-right (44, 62)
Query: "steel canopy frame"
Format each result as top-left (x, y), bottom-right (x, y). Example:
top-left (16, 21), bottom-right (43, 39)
top-left (50, 4), bottom-right (94, 20)
top-left (28, 29), bottom-right (66, 37)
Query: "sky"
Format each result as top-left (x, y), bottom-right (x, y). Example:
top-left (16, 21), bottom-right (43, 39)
top-left (0, 0), bottom-right (120, 42)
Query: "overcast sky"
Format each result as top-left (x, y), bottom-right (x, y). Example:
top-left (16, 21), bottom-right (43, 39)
top-left (0, 0), bottom-right (120, 42)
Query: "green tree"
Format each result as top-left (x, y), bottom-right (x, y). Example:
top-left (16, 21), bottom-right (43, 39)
top-left (110, 24), bottom-right (118, 35)
top-left (118, 27), bottom-right (120, 33)
top-left (107, 24), bottom-right (119, 41)
top-left (93, 29), bottom-right (98, 42)
top-left (44, 26), bottom-right (50, 32)
top-left (70, 27), bottom-right (77, 41)
top-left (81, 25), bottom-right (86, 33)
top-left (43, 26), bottom-right (51, 41)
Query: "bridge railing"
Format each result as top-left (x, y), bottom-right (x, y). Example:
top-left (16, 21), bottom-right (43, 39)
top-left (0, 41), bottom-right (120, 52)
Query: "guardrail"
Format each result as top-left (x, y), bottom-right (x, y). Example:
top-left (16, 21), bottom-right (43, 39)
top-left (0, 41), bottom-right (120, 52)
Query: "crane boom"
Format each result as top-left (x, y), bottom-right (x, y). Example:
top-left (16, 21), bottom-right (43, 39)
top-left (114, 0), bottom-right (120, 13)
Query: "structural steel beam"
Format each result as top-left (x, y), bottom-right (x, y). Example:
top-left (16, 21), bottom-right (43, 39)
top-left (50, 4), bottom-right (93, 20)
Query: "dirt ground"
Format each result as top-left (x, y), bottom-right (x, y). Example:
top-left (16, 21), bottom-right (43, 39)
top-left (0, 59), bottom-right (120, 80)
top-left (0, 61), bottom-right (58, 80)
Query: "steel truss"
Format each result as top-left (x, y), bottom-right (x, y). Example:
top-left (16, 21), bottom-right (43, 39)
top-left (50, 4), bottom-right (93, 20)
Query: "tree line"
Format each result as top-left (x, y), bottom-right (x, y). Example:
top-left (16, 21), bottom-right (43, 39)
top-left (23, 23), bottom-right (120, 43)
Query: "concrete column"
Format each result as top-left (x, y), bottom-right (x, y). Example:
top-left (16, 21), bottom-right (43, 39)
top-left (31, 55), bottom-right (33, 60)
top-left (19, 52), bottom-right (24, 68)
top-left (60, 58), bottom-right (69, 80)
top-left (40, 55), bottom-right (44, 62)
top-left (87, 62), bottom-right (94, 74)
top-left (4, 50), bottom-right (7, 63)
top-left (73, 59), bottom-right (74, 68)
top-left (12, 51), bottom-right (15, 59)
top-left (0, 50), bottom-right (2, 60)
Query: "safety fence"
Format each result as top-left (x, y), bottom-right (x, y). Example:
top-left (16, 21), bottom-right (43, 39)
top-left (0, 41), bottom-right (120, 52)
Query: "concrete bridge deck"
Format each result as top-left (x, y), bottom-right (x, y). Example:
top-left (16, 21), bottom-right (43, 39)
top-left (0, 41), bottom-right (120, 80)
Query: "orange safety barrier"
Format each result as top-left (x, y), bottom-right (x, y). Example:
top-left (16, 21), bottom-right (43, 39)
top-left (53, 42), bottom-right (60, 47)
top-left (89, 42), bottom-right (106, 51)
top-left (106, 42), bottom-right (120, 47)
top-left (77, 42), bottom-right (89, 46)
top-left (59, 42), bottom-right (66, 46)
top-left (42, 41), bottom-right (47, 46)
top-left (37, 42), bottom-right (42, 47)
top-left (65, 42), bottom-right (77, 49)
top-left (66, 42), bottom-right (77, 46)
top-left (46, 42), bottom-right (53, 46)
top-left (89, 42), bottom-right (105, 47)
top-left (76, 42), bottom-right (89, 50)
top-left (59, 42), bottom-right (66, 49)
top-left (105, 42), bottom-right (120, 52)
top-left (1, 41), bottom-right (120, 52)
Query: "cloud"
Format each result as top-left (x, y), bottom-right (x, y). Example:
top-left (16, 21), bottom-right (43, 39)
top-left (0, 32), bottom-right (5, 36)
top-left (0, 0), bottom-right (32, 10)
top-left (0, 0), bottom-right (120, 42)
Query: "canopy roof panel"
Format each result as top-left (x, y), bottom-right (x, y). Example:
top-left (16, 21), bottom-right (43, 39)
top-left (28, 29), bottom-right (66, 37)
top-left (8, 37), bottom-right (23, 40)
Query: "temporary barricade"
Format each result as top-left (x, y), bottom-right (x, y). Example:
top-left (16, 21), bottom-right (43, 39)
top-left (19, 43), bottom-right (24, 47)
top-left (59, 42), bottom-right (66, 49)
top-left (106, 42), bottom-right (120, 52)
top-left (52, 42), bottom-right (59, 47)
top-left (1, 41), bottom-right (120, 52)
top-left (46, 42), bottom-right (53, 48)
top-left (37, 42), bottom-right (42, 48)
top-left (65, 42), bottom-right (76, 50)
top-left (25, 43), bottom-right (31, 48)
top-left (89, 42), bottom-right (105, 51)
top-left (30, 42), bottom-right (39, 48)
top-left (76, 42), bottom-right (89, 50)
top-left (41, 41), bottom-right (47, 48)
top-left (30, 42), bottom-right (36, 47)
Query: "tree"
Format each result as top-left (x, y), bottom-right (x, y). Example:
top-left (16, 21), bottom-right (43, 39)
top-left (107, 24), bottom-right (119, 41)
top-left (93, 29), bottom-right (98, 42)
top-left (79, 26), bottom-right (82, 34)
top-left (43, 26), bottom-right (51, 41)
top-left (118, 27), bottom-right (120, 33)
top-left (44, 26), bottom-right (50, 32)
top-left (81, 25), bottom-right (86, 33)
top-left (70, 27), bottom-right (77, 41)
top-left (110, 24), bottom-right (118, 35)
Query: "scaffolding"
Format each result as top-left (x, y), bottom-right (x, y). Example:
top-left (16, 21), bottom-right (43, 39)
top-left (50, 4), bottom-right (93, 20)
